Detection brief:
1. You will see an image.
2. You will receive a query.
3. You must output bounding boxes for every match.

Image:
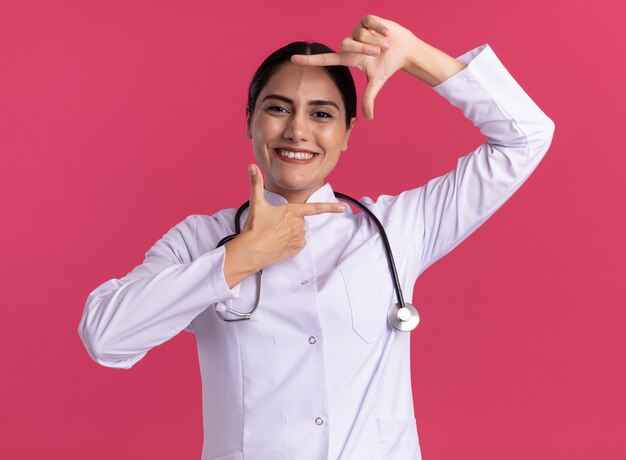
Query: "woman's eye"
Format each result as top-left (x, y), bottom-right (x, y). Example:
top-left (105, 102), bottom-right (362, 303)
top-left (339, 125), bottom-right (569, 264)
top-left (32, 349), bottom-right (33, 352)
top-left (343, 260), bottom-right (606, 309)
top-left (266, 105), bottom-right (289, 114)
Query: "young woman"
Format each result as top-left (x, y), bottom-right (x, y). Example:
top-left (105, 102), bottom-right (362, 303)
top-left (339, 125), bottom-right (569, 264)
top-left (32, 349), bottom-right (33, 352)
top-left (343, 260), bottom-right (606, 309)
top-left (79, 15), bottom-right (554, 460)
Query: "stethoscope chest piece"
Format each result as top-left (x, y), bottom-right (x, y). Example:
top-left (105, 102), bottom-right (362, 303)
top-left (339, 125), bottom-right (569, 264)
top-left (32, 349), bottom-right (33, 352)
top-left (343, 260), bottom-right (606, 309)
top-left (388, 303), bottom-right (420, 332)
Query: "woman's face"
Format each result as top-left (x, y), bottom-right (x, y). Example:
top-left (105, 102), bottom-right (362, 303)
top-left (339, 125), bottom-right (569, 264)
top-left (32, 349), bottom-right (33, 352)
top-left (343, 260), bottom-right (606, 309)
top-left (247, 63), bottom-right (355, 203)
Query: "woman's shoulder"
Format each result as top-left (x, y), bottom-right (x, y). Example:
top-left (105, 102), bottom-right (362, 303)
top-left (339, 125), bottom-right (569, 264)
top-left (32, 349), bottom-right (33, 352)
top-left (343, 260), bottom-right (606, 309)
top-left (181, 207), bottom-right (239, 250)
top-left (191, 206), bottom-right (238, 227)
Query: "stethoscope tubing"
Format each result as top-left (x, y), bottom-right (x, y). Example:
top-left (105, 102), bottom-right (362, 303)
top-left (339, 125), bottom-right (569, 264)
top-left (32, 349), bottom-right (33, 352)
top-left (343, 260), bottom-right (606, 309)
top-left (216, 193), bottom-right (406, 310)
top-left (215, 192), bottom-right (417, 330)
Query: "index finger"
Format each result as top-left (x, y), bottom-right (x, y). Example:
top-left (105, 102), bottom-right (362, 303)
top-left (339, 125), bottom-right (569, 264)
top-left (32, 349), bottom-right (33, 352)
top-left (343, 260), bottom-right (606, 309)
top-left (359, 14), bottom-right (390, 37)
top-left (291, 53), bottom-right (343, 67)
top-left (291, 202), bottom-right (346, 216)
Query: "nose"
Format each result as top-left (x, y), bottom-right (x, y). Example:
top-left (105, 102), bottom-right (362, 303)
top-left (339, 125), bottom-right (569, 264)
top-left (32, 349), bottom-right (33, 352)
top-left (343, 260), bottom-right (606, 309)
top-left (282, 112), bottom-right (311, 143)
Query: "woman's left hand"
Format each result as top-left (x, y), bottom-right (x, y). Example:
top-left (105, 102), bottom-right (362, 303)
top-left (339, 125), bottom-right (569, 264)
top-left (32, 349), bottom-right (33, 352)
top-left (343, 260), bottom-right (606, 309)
top-left (291, 15), bottom-right (420, 120)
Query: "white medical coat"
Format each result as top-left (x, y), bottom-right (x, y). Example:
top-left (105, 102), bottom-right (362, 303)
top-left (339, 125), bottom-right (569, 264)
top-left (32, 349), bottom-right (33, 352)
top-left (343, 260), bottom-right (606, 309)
top-left (78, 44), bottom-right (555, 460)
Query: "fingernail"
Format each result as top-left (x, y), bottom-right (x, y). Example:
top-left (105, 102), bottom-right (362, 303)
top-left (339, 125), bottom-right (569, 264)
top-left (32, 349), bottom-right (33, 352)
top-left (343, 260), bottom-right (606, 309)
top-left (248, 165), bottom-right (256, 176)
top-left (369, 47), bottom-right (380, 56)
top-left (382, 42), bottom-right (391, 50)
top-left (337, 205), bottom-right (346, 211)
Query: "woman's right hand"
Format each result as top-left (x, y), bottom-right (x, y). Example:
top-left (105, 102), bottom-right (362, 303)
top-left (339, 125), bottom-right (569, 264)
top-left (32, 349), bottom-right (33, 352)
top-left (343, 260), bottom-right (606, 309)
top-left (223, 164), bottom-right (345, 288)
top-left (291, 15), bottom-right (466, 120)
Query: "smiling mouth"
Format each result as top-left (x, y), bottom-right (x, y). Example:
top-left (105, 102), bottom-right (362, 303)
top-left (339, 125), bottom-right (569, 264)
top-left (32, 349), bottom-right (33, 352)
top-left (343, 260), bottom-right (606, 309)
top-left (273, 148), bottom-right (319, 162)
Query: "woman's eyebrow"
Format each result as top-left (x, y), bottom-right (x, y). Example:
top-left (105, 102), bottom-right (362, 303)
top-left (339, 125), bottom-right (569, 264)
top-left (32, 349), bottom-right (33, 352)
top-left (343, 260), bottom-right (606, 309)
top-left (262, 94), bottom-right (340, 110)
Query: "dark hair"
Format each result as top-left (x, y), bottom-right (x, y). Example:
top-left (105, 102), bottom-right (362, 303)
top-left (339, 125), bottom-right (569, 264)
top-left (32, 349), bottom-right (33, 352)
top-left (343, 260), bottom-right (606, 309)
top-left (247, 42), bottom-right (357, 129)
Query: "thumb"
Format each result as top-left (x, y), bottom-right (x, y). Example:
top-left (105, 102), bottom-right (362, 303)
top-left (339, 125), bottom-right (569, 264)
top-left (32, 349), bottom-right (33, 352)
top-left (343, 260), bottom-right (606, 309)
top-left (362, 77), bottom-right (386, 120)
top-left (248, 164), bottom-right (267, 208)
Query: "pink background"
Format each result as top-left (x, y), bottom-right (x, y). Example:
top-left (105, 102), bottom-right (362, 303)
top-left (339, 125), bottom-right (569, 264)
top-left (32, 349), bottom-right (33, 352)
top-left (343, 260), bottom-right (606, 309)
top-left (1, 0), bottom-right (624, 458)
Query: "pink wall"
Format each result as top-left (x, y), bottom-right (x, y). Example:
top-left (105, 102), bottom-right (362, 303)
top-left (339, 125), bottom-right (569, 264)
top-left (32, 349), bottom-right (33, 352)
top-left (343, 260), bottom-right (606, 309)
top-left (1, 0), bottom-right (624, 458)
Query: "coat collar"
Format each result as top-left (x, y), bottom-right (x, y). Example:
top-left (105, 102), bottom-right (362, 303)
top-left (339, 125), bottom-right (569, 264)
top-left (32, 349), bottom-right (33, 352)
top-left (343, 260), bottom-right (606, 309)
top-left (262, 183), bottom-right (338, 206)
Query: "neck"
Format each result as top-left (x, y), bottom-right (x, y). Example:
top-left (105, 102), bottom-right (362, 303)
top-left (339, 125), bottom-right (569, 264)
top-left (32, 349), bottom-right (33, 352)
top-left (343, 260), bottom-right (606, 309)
top-left (266, 183), bottom-right (326, 204)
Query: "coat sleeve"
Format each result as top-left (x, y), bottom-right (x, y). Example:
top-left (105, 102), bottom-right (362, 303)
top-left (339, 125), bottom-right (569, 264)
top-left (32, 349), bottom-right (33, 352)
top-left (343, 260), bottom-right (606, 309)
top-left (78, 214), bottom-right (240, 369)
top-left (370, 44), bottom-right (555, 276)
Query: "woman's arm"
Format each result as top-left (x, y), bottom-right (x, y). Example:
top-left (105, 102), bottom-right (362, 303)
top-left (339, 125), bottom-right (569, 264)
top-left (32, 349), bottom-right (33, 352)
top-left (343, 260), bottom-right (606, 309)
top-left (374, 43), bottom-right (555, 273)
top-left (403, 37), bottom-right (466, 87)
top-left (78, 215), bottom-right (241, 369)
top-left (293, 15), bottom-right (555, 275)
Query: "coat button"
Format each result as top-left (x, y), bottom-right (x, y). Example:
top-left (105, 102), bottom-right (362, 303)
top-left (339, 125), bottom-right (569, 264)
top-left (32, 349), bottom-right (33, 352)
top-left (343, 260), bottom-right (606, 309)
top-left (315, 417), bottom-right (324, 425)
top-left (308, 336), bottom-right (317, 344)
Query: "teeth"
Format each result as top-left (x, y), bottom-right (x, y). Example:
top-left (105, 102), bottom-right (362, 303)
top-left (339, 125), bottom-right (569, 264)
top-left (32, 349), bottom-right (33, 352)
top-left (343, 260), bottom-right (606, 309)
top-left (277, 149), bottom-right (314, 160)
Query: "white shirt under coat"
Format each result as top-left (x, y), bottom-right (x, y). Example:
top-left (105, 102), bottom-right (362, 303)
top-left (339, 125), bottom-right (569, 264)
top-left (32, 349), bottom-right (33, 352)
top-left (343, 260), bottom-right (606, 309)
top-left (78, 44), bottom-right (555, 460)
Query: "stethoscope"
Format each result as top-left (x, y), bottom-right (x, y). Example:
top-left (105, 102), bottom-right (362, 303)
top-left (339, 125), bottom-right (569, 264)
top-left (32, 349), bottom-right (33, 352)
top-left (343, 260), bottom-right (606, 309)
top-left (214, 192), bottom-right (420, 332)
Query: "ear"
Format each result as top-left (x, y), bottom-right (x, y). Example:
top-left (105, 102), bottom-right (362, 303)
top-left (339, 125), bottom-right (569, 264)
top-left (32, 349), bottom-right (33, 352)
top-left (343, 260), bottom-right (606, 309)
top-left (341, 117), bottom-right (357, 151)
top-left (245, 104), bottom-right (252, 138)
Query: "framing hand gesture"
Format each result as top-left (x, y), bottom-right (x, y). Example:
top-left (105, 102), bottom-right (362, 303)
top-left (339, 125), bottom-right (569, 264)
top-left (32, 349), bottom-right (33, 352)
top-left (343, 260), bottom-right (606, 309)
top-left (291, 15), bottom-right (420, 120)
